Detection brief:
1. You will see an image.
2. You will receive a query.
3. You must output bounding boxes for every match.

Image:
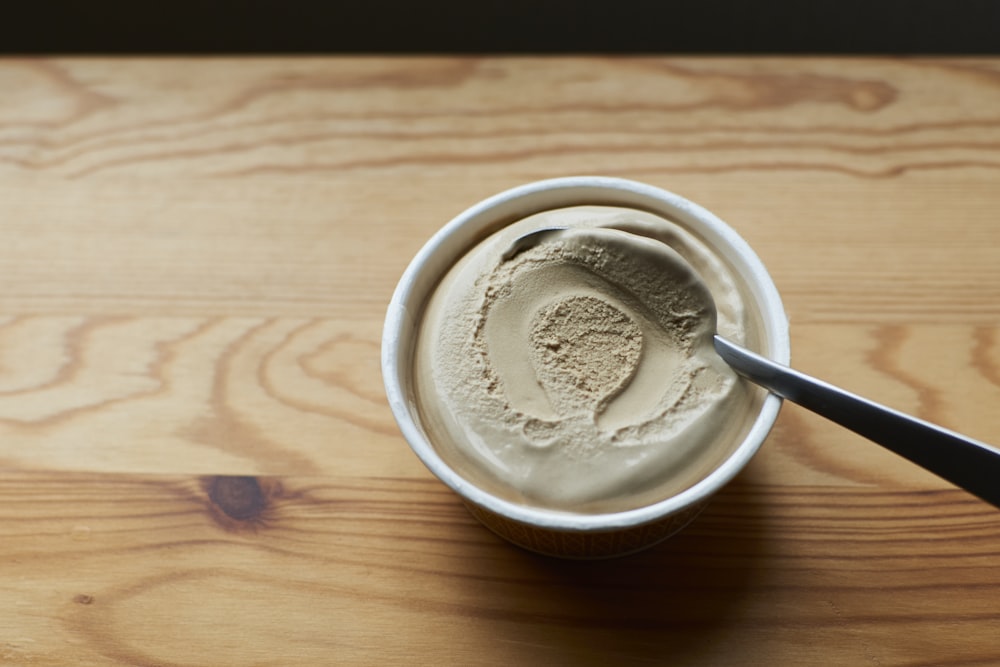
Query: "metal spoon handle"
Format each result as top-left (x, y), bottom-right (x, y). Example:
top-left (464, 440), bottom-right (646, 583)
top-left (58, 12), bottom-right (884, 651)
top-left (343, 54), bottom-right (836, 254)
top-left (714, 335), bottom-right (1000, 509)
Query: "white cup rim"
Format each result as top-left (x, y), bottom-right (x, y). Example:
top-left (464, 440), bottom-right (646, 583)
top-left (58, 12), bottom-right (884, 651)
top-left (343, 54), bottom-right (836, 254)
top-left (382, 176), bottom-right (789, 532)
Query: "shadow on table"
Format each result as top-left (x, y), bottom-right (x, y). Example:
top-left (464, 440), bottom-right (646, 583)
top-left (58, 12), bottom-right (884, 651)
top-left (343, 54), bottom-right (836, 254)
top-left (471, 471), bottom-right (773, 664)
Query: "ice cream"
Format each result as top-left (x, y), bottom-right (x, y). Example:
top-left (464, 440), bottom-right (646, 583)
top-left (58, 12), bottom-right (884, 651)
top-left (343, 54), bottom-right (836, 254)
top-left (412, 206), bottom-right (765, 514)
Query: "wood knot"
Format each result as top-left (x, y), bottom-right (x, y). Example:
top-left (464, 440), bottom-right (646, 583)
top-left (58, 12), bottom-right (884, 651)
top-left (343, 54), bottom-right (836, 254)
top-left (207, 476), bottom-right (266, 521)
top-left (74, 594), bottom-right (95, 605)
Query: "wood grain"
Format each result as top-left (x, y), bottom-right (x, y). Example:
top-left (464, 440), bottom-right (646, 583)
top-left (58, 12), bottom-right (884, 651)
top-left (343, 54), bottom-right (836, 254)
top-left (2, 473), bottom-right (1000, 666)
top-left (3, 56), bottom-right (1000, 665)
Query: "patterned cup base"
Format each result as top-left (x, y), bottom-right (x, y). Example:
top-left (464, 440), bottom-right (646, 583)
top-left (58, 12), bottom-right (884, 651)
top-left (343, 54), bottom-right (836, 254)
top-left (464, 500), bottom-right (708, 559)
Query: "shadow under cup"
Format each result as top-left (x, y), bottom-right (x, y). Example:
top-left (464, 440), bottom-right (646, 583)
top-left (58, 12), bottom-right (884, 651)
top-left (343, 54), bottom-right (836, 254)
top-left (382, 177), bottom-right (790, 558)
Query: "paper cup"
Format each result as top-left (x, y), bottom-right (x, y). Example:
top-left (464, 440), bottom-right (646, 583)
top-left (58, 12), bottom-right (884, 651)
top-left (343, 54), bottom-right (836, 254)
top-left (382, 177), bottom-right (789, 558)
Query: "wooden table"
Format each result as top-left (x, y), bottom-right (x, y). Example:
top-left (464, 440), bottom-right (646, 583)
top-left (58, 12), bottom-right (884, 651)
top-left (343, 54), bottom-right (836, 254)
top-left (2, 57), bottom-right (1000, 666)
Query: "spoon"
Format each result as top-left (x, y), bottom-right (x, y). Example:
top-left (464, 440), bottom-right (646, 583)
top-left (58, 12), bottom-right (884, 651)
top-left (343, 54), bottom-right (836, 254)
top-left (505, 227), bottom-right (1000, 509)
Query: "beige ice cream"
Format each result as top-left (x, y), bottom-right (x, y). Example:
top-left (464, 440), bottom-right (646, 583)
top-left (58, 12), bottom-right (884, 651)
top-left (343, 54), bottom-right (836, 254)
top-left (413, 206), bottom-right (764, 514)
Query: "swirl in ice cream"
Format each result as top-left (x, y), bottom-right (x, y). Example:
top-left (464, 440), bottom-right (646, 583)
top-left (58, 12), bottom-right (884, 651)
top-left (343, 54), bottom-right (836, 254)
top-left (413, 206), bottom-right (761, 513)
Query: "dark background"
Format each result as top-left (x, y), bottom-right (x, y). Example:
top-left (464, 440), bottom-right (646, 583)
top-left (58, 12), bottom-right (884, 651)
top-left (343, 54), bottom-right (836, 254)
top-left (2, 0), bottom-right (998, 54)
